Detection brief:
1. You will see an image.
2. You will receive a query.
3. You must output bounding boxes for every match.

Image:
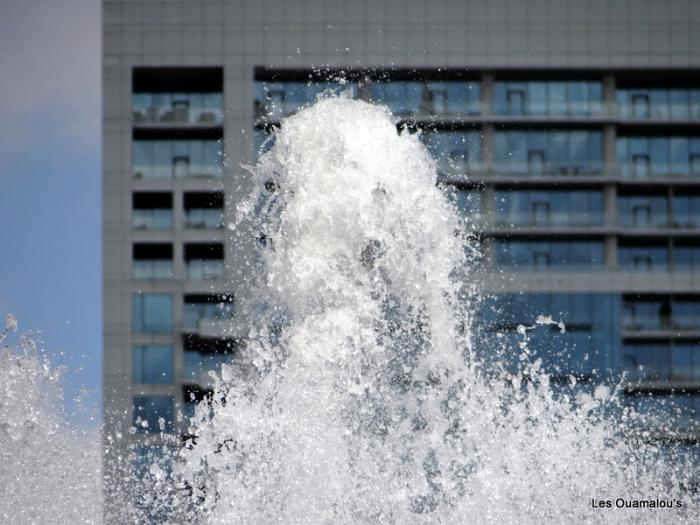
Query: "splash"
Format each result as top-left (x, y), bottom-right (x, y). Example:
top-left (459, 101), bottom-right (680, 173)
top-left (163, 95), bottom-right (697, 524)
top-left (0, 315), bottom-right (102, 524)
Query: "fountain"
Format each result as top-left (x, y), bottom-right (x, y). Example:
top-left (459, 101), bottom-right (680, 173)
top-left (1, 94), bottom-right (696, 524)
top-left (171, 95), bottom-right (696, 523)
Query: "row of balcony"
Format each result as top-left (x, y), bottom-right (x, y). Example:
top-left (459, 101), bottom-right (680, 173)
top-left (251, 81), bottom-right (700, 121)
top-left (129, 86), bottom-right (700, 127)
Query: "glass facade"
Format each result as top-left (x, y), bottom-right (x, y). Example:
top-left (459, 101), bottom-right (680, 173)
top-left (422, 131), bottom-right (482, 175)
top-left (132, 293), bottom-right (173, 333)
top-left (493, 130), bottom-right (603, 175)
top-left (496, 189), bottom-right (603, 227)
top-left (674, 243), bottom-right (700, 269)
top-left (618, 243), bottom-right (669, 271)
top-left (423, 82), bottom-right (481, 115)
top-left (616, 136), bottom-right (700, 178)
top-left (625, 394), bottom-right (700, 433)
top-left (479, 293), bottom-right (619, 378)
top-left (494, 239), bottom-right (603, 270)
top-left (133, 395), bottom-right (174, 433)
top-left (133, 140), bottom-right (222, 179)
top-left (493, 81), bottom-right (603, 117)
top-left (617, 193), bottom-right (670, 228)
top-left (255, 81), bottom-right (358, 119)
top-left (623, 296), bottom-right (700, 331)
top-left (673, 193), bottom-right (700, 228)
top-left (133, 345), bottom-right (174, 384)
top-left (622, 342), bottom-right (700, 382)
top-left (448, 189), bottom-right (481, 220)
top-left (617, 88), bottom-right (700, 120)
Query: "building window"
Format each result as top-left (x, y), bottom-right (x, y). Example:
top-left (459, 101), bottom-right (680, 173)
top-left (477, 293), bottom-right (616, 379)
top-left (617, 86), bottom-right (700, 120)
top-left (495, 190), bottom-right (603, 227)
top-left (621, 344), bottom-right (670, 382)
top-left (421, 131), bottom-right (482, 176)
top-left (133, 345), bottom-right (174, 384)
top-left (622, 297), bottom-right (672, 330)
top-left (132, 140), bottom-right (222, 179)
top-left (622, 295), bottom-right (700, 332)
top-left (622, 340), bottom-right (700, 383)
top-left (425, 82), bottom-right (481, 115)
top-left (672, 344), bottom-right (700, 381)
top-left (618, 242), bottom-right (669, 271)
top-left (183, 335), bottom-right (236, 384)
top-left (132, 92), bottom-right (223, 125)
top-left (617, 193), bottom-right (669, 228)
top-left (255, 81), bottom-right (358, 119)
top-left (184, 243), bottom-right (225, 280)
top-left (493, 131), bottom-right (603, 176)
top-left (132, 293), bottom-right (173, 333)
top-left (184, 191), bottom-right (225, 229)
top-left (133, 395), bottom-right (174, 433)
top-left (369, 82), bottom-right (424, 117)
top-left (183, 294), bottom-right (235, 333)
top-left (447, 189), bottom-right (481, 221)
top-left (674, 242), bottom-right (700, 269)
top-left (617, 136), bottom-right (700, 178)
top-left (493, 81), bottom-right (603, 117)
top-left (133, 243), bottom-right (174, 279)
top-left (671, 299), bottom-right (700, 330)
top-left (132, 192), bottom-right (172, 230)
top-left (494, 240), bottom-right (603, 270)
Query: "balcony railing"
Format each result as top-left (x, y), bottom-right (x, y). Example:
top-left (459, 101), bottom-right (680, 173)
top-left (133, 260), bottom-right (174, 280)
top-left (184, 209), bottom-right (224, 229)
top-left (133, 93), bottom-right (223, 126)
top-left (133, 209), bottom-right (173, 230)
top-left (186, 260), bottom-right (224, 281)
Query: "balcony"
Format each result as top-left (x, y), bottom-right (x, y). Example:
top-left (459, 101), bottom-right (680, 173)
top-left (184, 191), bottom-right (225, 229)
top-left (182, 334), bottom-right (238, 387)
top-left (132, 90), bottom-right (223, 127)
top-left (183, 294), bottom-right (235, 335)
top-left (185, 260), bottom-right (223, 281)
top-left (133, 140), bottom-right (223, 179)
top-left (133, 243), bottom-right (173, 280)
top-left (183, 243), bottom-right (225, 281)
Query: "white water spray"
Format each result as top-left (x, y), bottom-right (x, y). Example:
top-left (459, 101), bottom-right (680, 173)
top-left (1, 95), bottom-right (695, 523)
top-left (172, 95), bottom-right (696, 524)
top-left (0, 315), bottom-right (101, 524)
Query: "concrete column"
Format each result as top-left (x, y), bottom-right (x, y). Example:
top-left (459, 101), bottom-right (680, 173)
top-left (602, 74), bottom-right (616, 119)
top-left (481, 73), bottom-right (494, 117)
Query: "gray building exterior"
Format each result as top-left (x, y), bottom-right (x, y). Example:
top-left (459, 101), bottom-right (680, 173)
top-left (103, 0), bottom-right (700, 518)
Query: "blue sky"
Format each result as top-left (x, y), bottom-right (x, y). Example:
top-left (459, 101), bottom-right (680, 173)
top-left (0, 0), bottom-right (101, 426)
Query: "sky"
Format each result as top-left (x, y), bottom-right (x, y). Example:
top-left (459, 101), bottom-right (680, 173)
top-left (0, 0), bottom-right (101, 426)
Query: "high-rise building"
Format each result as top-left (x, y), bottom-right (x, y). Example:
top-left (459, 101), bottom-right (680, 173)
top-left (103, 0), bottom-right (700, 518)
